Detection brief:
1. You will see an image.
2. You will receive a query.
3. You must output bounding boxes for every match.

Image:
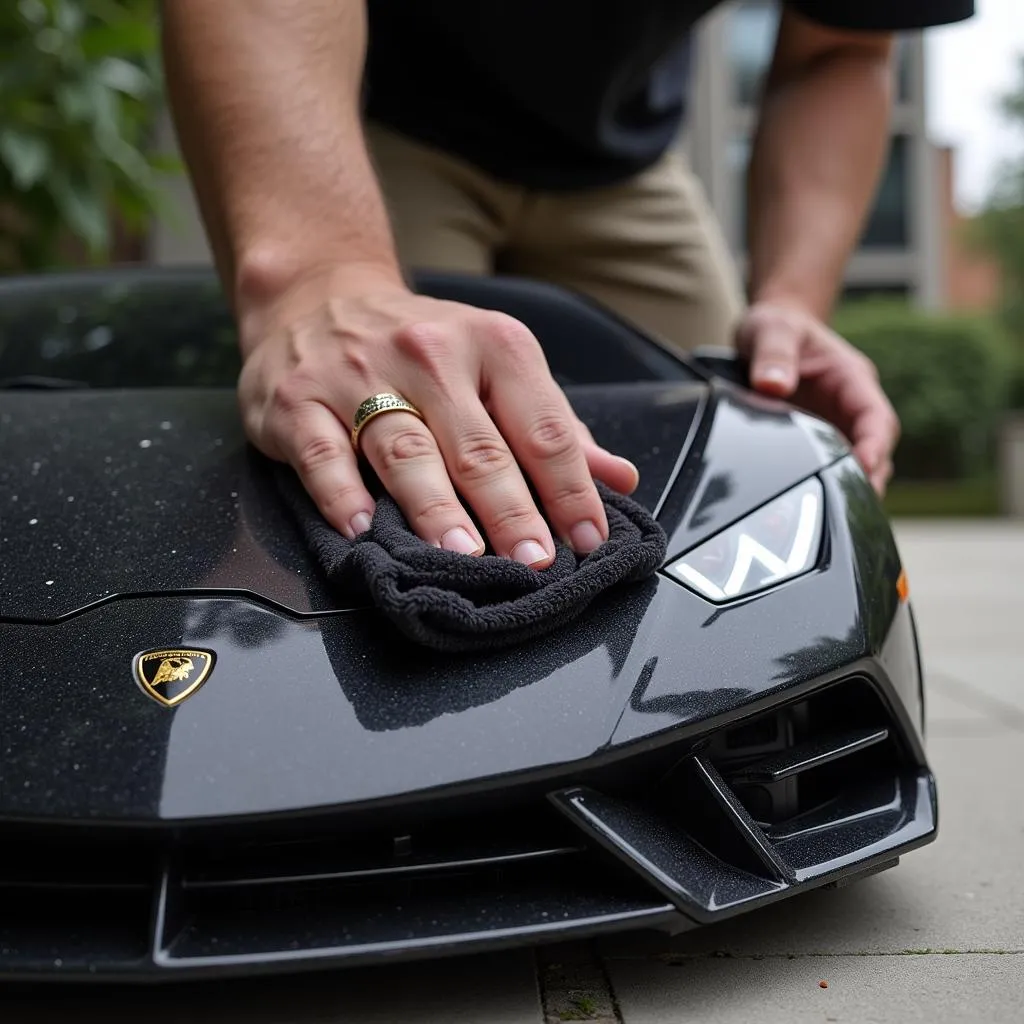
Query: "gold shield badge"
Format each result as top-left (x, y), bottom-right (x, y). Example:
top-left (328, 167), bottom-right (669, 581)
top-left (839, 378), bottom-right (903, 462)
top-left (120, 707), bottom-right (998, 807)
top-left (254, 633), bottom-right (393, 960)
top-left (133, 648), bottom-right (216, 707)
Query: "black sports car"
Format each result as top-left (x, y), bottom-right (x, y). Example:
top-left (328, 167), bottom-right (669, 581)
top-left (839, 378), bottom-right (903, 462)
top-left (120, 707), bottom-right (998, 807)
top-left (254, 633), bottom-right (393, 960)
top-left (0, 268), bottom-right (934, 982)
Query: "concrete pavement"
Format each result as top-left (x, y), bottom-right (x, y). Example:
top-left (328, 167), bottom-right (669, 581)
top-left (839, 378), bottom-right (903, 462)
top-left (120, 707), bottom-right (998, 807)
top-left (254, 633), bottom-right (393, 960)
top-left (6, 520), bottom-right (1023, 1023)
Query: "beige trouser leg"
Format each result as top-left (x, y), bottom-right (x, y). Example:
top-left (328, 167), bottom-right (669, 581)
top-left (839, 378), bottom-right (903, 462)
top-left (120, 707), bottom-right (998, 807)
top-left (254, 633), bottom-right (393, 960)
top-left (364, 121), bottom-right (744, 353)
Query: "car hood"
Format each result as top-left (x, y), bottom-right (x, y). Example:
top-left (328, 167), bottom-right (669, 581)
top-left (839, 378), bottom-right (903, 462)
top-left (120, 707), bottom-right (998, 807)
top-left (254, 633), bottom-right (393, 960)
top-left (0, 383), bottom-right (845, 622)
top-left (0, 382), bottom-right (863, 824)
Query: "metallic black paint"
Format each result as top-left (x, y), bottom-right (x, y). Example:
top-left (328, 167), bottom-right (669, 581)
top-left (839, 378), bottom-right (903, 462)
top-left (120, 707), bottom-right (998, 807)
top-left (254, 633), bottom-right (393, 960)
top-left (0, 381), bottom-right (848, 623)
top-left (656, 386), bottom-right (849, 549)
top-left (0, 414), bottom-right (883, 825)
top-left (0, 384), bottom-right (707, 622)
top-left (0, 268), bottom-right (935, 981)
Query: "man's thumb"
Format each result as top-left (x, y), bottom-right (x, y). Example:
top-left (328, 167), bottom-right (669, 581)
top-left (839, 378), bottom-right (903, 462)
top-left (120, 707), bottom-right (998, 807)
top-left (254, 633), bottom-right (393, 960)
top-left (745, 319), bottom-right (801, 397)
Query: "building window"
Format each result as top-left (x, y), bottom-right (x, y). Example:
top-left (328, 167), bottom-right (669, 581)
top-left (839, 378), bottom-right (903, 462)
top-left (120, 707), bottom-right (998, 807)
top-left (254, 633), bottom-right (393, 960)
top-left (841, 284), bottom-right (911, 304)
top-left (731, 133), bottom-right (911, 252)
top-left (728, 1), bottom-right (779, 106)
top-left (727, 134), bottom-right (752, 249)
top-left (894, 35), bottom-right (914, 102)
top-left (859, 135), bottom-right (910, 249)
top-left (728, 2), bottom-right (914, 108)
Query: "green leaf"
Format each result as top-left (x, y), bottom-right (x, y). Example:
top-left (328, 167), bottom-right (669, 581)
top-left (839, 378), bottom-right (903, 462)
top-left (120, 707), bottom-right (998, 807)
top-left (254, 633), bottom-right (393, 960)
top-left (84, 77), bottom-right (121, 140)
top-left (34, 27), bottom-right (65, 56)
top-left (85, 0), bottom-right (157, 30)
top-left (53, 0), bottom-right (85, 37)
top-left (95, 56), bottom-right (152, 98)
top-left (50, 172), bottom-right (110, 254)
top-left (149, 151), bottom-right (183, 175)
top-left (103, 136), bottom-right (154, 186)
top-left (17, 0), bottom-right (48, 27)
top-left (55, 81), bottom-right (94, 123)
top-left (80, 21), bottom-right (156, 60)
top-left (0, 129), bottom-right (50, 189)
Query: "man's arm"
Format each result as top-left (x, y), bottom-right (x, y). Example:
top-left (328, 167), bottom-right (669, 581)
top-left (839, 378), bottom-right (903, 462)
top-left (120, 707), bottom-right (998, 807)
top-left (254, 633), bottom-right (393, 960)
top-left (731, 6), bottom-right (902, 493)
top-left (744, 7), bottom-right (895, 319)
top-left (160, 0), bottom-right (403, 341)
top-left (737, 2), bottom-right (972, 492)
top-left (157, 1), bottom-right (637, 565)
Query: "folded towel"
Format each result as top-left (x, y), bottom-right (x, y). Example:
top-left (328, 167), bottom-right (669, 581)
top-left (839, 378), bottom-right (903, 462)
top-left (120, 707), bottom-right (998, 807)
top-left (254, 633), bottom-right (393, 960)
top-left (274, 467), bottom-right (667, 653)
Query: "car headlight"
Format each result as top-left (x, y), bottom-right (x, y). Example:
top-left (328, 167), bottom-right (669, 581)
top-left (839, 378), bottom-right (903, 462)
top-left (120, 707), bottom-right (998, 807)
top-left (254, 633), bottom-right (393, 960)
top-left (665, 478), bottom-right (824, 603)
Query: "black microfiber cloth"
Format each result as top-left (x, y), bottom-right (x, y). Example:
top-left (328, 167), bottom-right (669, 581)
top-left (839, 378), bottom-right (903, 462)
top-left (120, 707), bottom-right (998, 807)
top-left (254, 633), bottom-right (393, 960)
top-left (274, 467), bottom-right (667, 653)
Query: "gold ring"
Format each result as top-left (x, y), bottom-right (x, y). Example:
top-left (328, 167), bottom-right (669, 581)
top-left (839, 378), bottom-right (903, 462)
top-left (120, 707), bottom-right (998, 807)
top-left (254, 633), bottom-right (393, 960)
top-left (350, 392), bottom-right (424, 451)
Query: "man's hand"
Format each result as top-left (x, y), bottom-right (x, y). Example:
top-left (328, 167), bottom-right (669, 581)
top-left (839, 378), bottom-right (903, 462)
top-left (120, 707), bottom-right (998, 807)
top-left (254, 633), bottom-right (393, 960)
top-left (160, 3), bottom-right (638, 566)
top-left (738, 7), bottom-right (900, 495)
top-left (237, 268), bottom-right (640, 566)
top-left (736, 301), bottom-right (899, 494)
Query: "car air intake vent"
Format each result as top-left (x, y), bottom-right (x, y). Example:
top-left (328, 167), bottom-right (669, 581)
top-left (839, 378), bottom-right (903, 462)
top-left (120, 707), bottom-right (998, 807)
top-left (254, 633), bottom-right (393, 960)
top-left (175, 804), bottom-right (584, 891)
top-left (704, 677), bottom-right (913, 877)
top-left (546, 675), bottom-right (934, 930)
top-left (0, 803), bottom-right (673, 978)
top-left (718, 725), bottom-right (892, 827)
top-left (0, 831), bottom-right (158, 972)
top-left (160, 803), bottom-right (668, 967)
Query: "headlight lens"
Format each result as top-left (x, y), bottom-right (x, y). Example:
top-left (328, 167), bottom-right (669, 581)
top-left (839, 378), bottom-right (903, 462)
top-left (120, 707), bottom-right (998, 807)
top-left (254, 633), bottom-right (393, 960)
top-left (665, 478), bottom-right (824, 603)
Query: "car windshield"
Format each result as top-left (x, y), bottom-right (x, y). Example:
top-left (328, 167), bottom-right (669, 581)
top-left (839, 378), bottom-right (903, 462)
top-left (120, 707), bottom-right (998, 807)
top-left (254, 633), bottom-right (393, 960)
top-left (0, 269), bottom-right (240, 390)
top-left (0, 268), bottom-right (701, 390)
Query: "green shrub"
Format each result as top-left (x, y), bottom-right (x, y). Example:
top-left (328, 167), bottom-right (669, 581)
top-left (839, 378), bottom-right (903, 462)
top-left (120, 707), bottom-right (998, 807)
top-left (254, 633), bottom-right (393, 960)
top-left (0, 0), bottom-right (168, 271)
top-left (1007, 346), bottom-right (1024, 410)
top-left (883, 476), bottom-right (1000, 518)
top-left (832, 299), bottom-right (1014, 479)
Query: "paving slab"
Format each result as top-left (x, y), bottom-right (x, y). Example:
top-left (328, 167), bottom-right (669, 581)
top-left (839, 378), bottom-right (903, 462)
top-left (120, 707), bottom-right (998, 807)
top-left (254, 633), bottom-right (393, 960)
top-left (607, 952), bottom-right (1024, 1024)
top-left (923, 679), bottom-right (1008, 737)
top-left (893, 522), bottom-right (1024, 617)
top-left (537, 942), bottom-right (619, 1023)
top-left (0, 950), bottom-right (543, 1024)
top-left (924, 656), bottom-right (1024, 720)
top-left (894, 520), bottom-right (1024, 719)
top-left (602, 732), bottom-right (1024, 959)
top-left (893, 519), bottom-right (1024, 563)
top-left (924, 668), bottom-right (1012, 733)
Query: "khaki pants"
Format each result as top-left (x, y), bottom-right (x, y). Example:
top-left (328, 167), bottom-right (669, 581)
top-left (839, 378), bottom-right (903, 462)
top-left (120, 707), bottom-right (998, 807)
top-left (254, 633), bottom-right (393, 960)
top-left (365, 121), bottom-right (744, 354)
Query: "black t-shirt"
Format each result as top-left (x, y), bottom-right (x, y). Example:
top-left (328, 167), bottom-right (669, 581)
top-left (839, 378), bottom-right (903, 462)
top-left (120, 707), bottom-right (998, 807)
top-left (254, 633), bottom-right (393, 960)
top-left (364, 0), bottom-right (973, 190)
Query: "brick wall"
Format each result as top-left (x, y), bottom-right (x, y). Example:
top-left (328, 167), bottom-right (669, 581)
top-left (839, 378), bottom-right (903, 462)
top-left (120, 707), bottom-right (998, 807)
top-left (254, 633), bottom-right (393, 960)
top-left (936, 145), bottom-right (1003, 312)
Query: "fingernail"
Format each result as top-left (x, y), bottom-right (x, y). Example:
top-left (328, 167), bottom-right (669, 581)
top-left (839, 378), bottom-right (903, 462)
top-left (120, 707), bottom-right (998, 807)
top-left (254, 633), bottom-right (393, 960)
top-left (349, 511), bottom-right (373, 536)
top-left (759, 366), bottom-right (791, 386)
top-left (569, 520), bottom-right (604, 553)
top-left (511, 539), bottom-right (550, 567)
top-left (441, 526), bottom-right (483, 555)
top-left (617, 457), bottom-right (640, 487)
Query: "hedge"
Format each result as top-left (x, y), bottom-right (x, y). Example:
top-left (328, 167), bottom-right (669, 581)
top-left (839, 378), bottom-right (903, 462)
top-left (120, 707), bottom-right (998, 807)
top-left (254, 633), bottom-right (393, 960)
top-left (832, 299), bottom-right (1014, 479)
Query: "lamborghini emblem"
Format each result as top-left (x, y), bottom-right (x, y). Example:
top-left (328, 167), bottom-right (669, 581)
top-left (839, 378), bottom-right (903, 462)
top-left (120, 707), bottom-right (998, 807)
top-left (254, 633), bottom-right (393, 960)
top-left (133, 648), bottom-right (216, 707)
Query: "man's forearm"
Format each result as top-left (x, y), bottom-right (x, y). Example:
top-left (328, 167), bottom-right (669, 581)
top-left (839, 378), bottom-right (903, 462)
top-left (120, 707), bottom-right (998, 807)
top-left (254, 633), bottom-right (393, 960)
top-left (745, 11), bottom-right (895, 319)
top-left (159, 0), bottom-right (401, 315)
